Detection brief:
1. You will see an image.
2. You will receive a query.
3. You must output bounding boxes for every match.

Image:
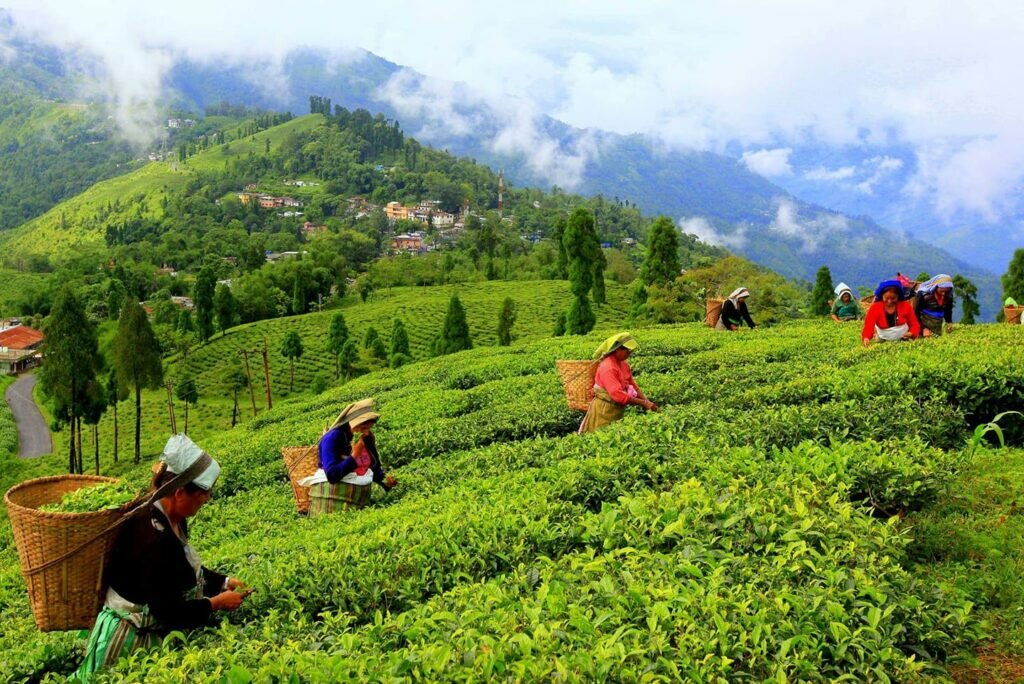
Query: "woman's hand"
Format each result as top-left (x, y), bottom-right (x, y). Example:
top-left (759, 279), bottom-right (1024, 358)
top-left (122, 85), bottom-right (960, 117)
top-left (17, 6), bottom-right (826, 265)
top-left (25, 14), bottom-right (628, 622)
top-left (210, 590), bottom-right (246, 611)
top-left (226, 577), bottom-right (247, 591)
top-left (946, 323), bottom-right (954, 334)
top-left (385, 475), bottom-right (398, 489)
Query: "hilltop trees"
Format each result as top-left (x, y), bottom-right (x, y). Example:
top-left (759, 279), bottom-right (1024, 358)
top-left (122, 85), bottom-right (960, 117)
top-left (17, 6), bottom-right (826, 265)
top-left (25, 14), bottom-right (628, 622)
top-left (113, 296), bottom-right (164, 463)
top-left (1003, 248), bottom-right (1024, 303)
top-left (214, 283), bottom-right (239, 336)
top-left (280, 331), bottom-right (304, 392)
top-left (810, 266), bottom-right (834, 316)
top-left (175, 376), bottom-right (198, 435)
top-left (435, 294), bottom-right (473, 355)
top-left (497, 298), bottom-right (516, 346)
top-left (952, 275), bottom-right (979, 324)
top-left (39, 285), bottom-right (100, 474)
top-left (326, 312), bottom-right (350, 378)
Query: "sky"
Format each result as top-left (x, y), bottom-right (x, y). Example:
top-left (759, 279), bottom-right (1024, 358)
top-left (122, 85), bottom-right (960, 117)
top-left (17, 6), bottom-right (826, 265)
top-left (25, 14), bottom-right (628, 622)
top-left (4, 0), bottom-right (1024, 224)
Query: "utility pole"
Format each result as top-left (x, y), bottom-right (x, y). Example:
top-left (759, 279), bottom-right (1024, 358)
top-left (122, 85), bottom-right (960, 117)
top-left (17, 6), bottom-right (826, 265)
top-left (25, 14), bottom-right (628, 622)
top-left (238, 349), bottom-right (258, 417)
top-left (261, 336), bottom-right (273, 410)
top-left (164, 380), bottom-right (177, 434)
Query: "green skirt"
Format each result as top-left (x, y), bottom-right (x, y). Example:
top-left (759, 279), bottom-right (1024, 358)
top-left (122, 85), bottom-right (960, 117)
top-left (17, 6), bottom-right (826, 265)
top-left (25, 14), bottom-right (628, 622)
top-left (920, 313), bottom-right (945, 336)
top-left (308, 481), bottom-right (372, 517)
top-left (578, 388), bottom-right (626, 434)
top-left (71, 607), bottom-right (158, 681)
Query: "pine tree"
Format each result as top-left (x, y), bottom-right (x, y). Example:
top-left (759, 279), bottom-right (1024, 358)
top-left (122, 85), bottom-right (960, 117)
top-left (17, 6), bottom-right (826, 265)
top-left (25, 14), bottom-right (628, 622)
top-left (1003, 248), bottom-right (1024, 303)
top-left (497, 298), bottom-right (516, 346)
top-left (389, 319), bottom-right (411, 368)
top-left (339, 339), bottom-right (359, 381)
top-left (176, 308), bottom-right (194, 333)
top-left (810, 265), bottom-right (834, 316)
top-left (434, 294), bottom-right (473, 355)
top-left (628, 282), bottom-right (649, 324)
top-left (193, 264), bottom-right (217, 343)
top-left (592, 247), bottom-right (607, 306)
top-left (280, 331), bottom-right (304, 392)
top-left (105, 368), bottom-right (127, 463)
top-left (564, 208), bottom-right (599, 335)
top-left (292, 278), bottom-right (307, 315)
top-left (113, 296), bottom-right (164, 463)
top-left (213, 284), bottom-right (239, 336)
top-left (326, 312), bottom-right (350, 378)
top-left (552, 215), bottom-right (569, 279)
top-left (952, 274), bottom-right (979, 324)
top-left (552, 311), bottom-right (567, 337)
top-left (640, 216), bottom-right (681, 286)
top-left (39, 286), bottom-right (99, 473)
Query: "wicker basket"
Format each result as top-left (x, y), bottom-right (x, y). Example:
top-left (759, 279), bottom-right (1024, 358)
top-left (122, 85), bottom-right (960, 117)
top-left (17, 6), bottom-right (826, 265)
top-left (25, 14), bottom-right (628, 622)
top-left (859, 295), bottom-right (874, 314)
top-left (282, 446), bottom-right (318, 514)
top-left (1005, 306), bottom-right (1023, 325)
top-left (556, 360), bottom-right (598, 411)
top-left (705, 298), bottom-right (724, 328)
top-left (4, 475), bottom-right (131, 631)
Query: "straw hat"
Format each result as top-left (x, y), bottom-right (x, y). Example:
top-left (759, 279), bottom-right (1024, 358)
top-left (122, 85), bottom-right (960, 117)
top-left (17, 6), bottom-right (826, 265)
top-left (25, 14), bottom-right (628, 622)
top-left (329, 398), bottom-right (376, 431)
top-left (350, 410), bottom-right (380, 429)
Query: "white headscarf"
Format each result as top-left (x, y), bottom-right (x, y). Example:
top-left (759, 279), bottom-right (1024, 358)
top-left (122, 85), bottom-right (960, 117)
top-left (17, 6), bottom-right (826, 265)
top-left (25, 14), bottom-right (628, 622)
top-left (727, 287), bottom-right (750, 305)
top-left (917, 274), bottom-right (953, 295)
top-left (834, 282), bottom-right (854, 299)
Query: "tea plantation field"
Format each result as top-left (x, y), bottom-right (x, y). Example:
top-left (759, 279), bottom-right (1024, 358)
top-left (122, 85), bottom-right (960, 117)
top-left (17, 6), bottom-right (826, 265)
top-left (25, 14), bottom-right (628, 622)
top-left (0, 320), bottom-right (1022, 681)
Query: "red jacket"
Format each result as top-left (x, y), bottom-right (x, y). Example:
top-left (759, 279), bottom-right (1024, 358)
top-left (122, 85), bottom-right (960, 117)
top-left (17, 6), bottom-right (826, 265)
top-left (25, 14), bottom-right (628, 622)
top-left (861, 300), bottom-right (920, 341)
top-left (594, 355), bottom-right (639, 405)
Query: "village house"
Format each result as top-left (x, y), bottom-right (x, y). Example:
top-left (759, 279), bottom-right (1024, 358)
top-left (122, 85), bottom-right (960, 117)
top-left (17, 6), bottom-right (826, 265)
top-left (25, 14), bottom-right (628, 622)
top-left (265, 250), bottom-right (307, 262)
top-left (0, 325), bottom-right (45, 375)
top-left (302, 221), bottom-right (327, 238)
top-left (431, 211), bottom-right (456, 228)
top-left (170, 296), bottom-right (195, 311)
top-left (385, 202), bottom-right (412, 222)
top-left (390, 233), bottom-right (424, 252)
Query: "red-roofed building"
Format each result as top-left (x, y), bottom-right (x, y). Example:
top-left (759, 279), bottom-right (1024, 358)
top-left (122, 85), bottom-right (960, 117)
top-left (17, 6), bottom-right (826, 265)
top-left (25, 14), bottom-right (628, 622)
top-left (0, 325), bottom-right (44, 374)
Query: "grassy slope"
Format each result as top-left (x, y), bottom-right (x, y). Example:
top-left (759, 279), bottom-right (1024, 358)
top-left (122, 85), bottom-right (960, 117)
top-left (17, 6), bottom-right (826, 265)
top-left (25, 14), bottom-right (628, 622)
top-left (0, 269), bottom-right (48, 318)
top-left (0, 114), bottom-right (326, 260)
top-left (0, 376), bottom-right (16, 460)
top-left (0, 320), bottom-right (1021, 680)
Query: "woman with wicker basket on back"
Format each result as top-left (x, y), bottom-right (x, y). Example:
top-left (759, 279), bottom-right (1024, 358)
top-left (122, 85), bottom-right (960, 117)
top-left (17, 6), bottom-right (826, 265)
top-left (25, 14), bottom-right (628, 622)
top-left (861, 279), bottom-right (921, 347)
top-left (579, 332), bottom-right (659, 434)
top-left (716, 287), bottom-right (756, 331)
top-left (300, 399), bottom-right (396, 516)
top-left (73, 435), bottom-right (250, 680)
top-left (914, 274), bottom-right (955, 337)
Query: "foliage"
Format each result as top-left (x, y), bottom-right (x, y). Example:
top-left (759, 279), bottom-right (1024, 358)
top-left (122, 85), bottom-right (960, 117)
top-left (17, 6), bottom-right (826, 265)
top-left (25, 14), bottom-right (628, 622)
top-left (193, 265), bottom-right (217, 344)
top-left (213, 284), bottom-right (239, 336)
top-left (952, 274), bottom-right (979, 324)
top-left (640, 215), bottom-right (681, 286)
top-left (38, 480), bottom-right (139, 513)
top-left (496, 298), bottom-right (516, 346)
top-left (1001, 248), bottom-right (1024, 303)
top-left (564, 208), bottom-right (599, 334)
top-left (810, 265), bottom-right (834, 315)
top-left (113, 296), bottom-right (164, 463)
top-left (279, 331), bottom-right (304, 393)
top-left (326, 312), bottom-right (350, 378)
top-left (434, 294), bottom-right (473, 356)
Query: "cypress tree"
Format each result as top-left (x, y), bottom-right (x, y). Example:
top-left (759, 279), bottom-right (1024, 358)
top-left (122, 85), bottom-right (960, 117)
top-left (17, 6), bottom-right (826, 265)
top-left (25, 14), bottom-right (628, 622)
top-left (640, 216), bottom-right (680, 286)
top-left (434, 294), bottom-right (473, 355)
top-left (564, 208), bottom-right (598, 335)
top-left (497, 298), bottom-right (516, 346)
top-left (39, 286), bottom-right (99, 473)
top-left (113, 296), bottom-right (164, 463)
top-left (326, 312), bottom-right (350, 378)
top-left (390, 319), bottom-right (410, 357)
top-left (339, 339), bottom-right (359, 381)
top-left (193, 265), bottom-right (216, 343)
top-left (214, 284), bottom-right (239, 336)
top-left (952, 274), bottom-right (979, 324)
top-left (810, 265), bottom-right (834, 316)
top-left (280, 331), bottom-right (304, 392)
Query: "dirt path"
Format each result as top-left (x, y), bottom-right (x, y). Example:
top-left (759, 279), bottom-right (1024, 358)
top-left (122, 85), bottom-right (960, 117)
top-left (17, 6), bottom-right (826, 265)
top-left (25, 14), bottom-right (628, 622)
top-left (4, 373), bottom-right (51, 458)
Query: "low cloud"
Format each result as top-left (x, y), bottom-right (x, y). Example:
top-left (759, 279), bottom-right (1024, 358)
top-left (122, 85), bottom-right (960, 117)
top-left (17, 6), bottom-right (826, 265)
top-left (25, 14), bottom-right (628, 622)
top-left (741, 148), bottom-right (792, 177)
top-left (679, 216), bottom-right (747, 249)
top-left (805, 165), bottom-right (857, 181)
top-left (378, 69), bottom-right (596, 190)
top-left (769, 198), bottom-right (849, 252)
top-left (856, 156), bottom-right (904, 194)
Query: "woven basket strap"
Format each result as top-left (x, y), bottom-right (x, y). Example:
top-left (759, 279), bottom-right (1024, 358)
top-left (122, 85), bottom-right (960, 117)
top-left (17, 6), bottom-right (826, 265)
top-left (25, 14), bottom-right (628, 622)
top-left (285, 441), bottom-right (321, 474)
top-left (24, 454), bottom-right (213, 576)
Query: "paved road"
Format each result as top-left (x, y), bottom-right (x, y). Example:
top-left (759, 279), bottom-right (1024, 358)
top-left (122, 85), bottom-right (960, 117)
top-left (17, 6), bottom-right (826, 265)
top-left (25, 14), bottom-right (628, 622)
top-left (4, 373), bottom-right (51, 458)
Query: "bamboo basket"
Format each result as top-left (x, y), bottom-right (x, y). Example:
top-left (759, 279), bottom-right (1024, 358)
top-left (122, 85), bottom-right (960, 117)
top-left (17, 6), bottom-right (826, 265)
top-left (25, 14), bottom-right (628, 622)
top-left (4, 475), bottom-right (131, 631)
top-left (1005, 306), bottom-right (1023, 325)
top-left (859, 295), bottom-right (874, 314)
top-left (282, 446), bottom-right (318, 514)
top-left (555, 360), bottom-right (598, 411)
top-left (705, 298), bottom-right (724, 328)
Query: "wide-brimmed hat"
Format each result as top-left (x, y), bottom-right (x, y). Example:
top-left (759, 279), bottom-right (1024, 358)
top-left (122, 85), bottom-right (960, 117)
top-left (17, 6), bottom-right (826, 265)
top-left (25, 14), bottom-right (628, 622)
top-left (350, 411), bottom-right (380, 428)
top-left (329, 398), bottom-right (375, 431)
top-left (592, 332), bottom-right (638, 359)
top-left (160, 434), bottom-right (220, 491)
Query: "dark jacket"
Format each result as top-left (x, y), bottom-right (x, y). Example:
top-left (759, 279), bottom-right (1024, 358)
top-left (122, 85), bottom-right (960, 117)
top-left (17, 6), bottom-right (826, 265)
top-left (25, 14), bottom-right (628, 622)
top-left (914, 290), bottom-right (954, 323)
top-left (720, 299), bottom-right (756, 329)
top-left (105, 505), bottom-right (226, 631)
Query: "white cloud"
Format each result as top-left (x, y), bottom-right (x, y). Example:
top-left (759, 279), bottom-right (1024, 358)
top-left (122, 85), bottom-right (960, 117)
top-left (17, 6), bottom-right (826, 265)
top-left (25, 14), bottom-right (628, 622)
top-left (741, 148), bottom-right (793, 177)
top-left (805, 166), bottom-right (857, 181)
top-left (679, 216), bottom-right (747, 249)
top-left (769, 198), bottom-right (849, 252)
top-left (856, 156), bottom-right (905, 194)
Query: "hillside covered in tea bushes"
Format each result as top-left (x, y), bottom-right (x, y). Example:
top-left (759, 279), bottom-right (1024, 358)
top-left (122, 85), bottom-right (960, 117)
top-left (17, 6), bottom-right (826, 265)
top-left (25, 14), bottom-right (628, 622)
top-left (0, 320), bottom-right (1022, 681)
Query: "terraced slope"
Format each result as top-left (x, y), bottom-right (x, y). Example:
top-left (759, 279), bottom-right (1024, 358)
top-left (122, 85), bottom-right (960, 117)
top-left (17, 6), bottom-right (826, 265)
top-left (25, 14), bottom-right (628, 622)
top-left (0, 320), bottom-right (1020, 681)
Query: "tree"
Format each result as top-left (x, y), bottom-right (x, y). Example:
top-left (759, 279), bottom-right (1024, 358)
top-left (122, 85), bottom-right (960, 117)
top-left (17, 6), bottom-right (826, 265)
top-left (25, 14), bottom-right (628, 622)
top-left (326, 312), bottom-right (350, 378)
top-left (213, 284), bottom-right (239, 336)
top-left (39, 286), bottom-right (99, 473)
top-left (280, 330), bottom-right (304, 392)
top-left (113, 296), bottom-right (164, 463)
top-left (640, 216), bottom-right (681, 286)
top-left (564, 208), bottom-right (599, 335)
top-left (628, 282), bottom-right (649, 324)
top-left (225, 360), bottom-right (248, 428)
top-left (176, 308), bottom-right (194, 333)
top-left (952, 274), bottom-right (979, 324)
top-left (105, 368), bottom-right (127, 463)
top-left (497, 297), bottom-right (516, 346)
top-left (82, 380), bottom-right (107, 475)
top-left (292, 278), bottom-right (307, 315)
top-left (592, 247), bottom-right (608, 306)
top-left (810, 265), bottom-right (834, 316)
top-left (175, 377), bottom-right (199, 435)
top-left (339, 339), bottom-right (359, 381)
top-left (552, 311), bottom-right (567, 337)
top-left (552, 215), bottom-right (569, 279)
top-left (193, 264), bottom-right (217, 343)
top-left (434, 293), bottom-right (473, 355)
top-left (389, 318), bottom-right (410, 368)
top-left (1003, 248), bottom-right (1024, 303)
top-left (363, 326), bottom-right (387, 359)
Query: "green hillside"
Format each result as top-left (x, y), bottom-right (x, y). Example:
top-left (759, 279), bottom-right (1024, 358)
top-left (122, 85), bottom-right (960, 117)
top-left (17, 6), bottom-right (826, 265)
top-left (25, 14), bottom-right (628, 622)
top-left (1, 320), bottom-right (1022, 680)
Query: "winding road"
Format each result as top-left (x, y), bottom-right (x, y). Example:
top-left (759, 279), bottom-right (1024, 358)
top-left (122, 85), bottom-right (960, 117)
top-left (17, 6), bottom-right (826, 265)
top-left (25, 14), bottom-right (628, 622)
top-left (4, 373), bottom-right (51, 458)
